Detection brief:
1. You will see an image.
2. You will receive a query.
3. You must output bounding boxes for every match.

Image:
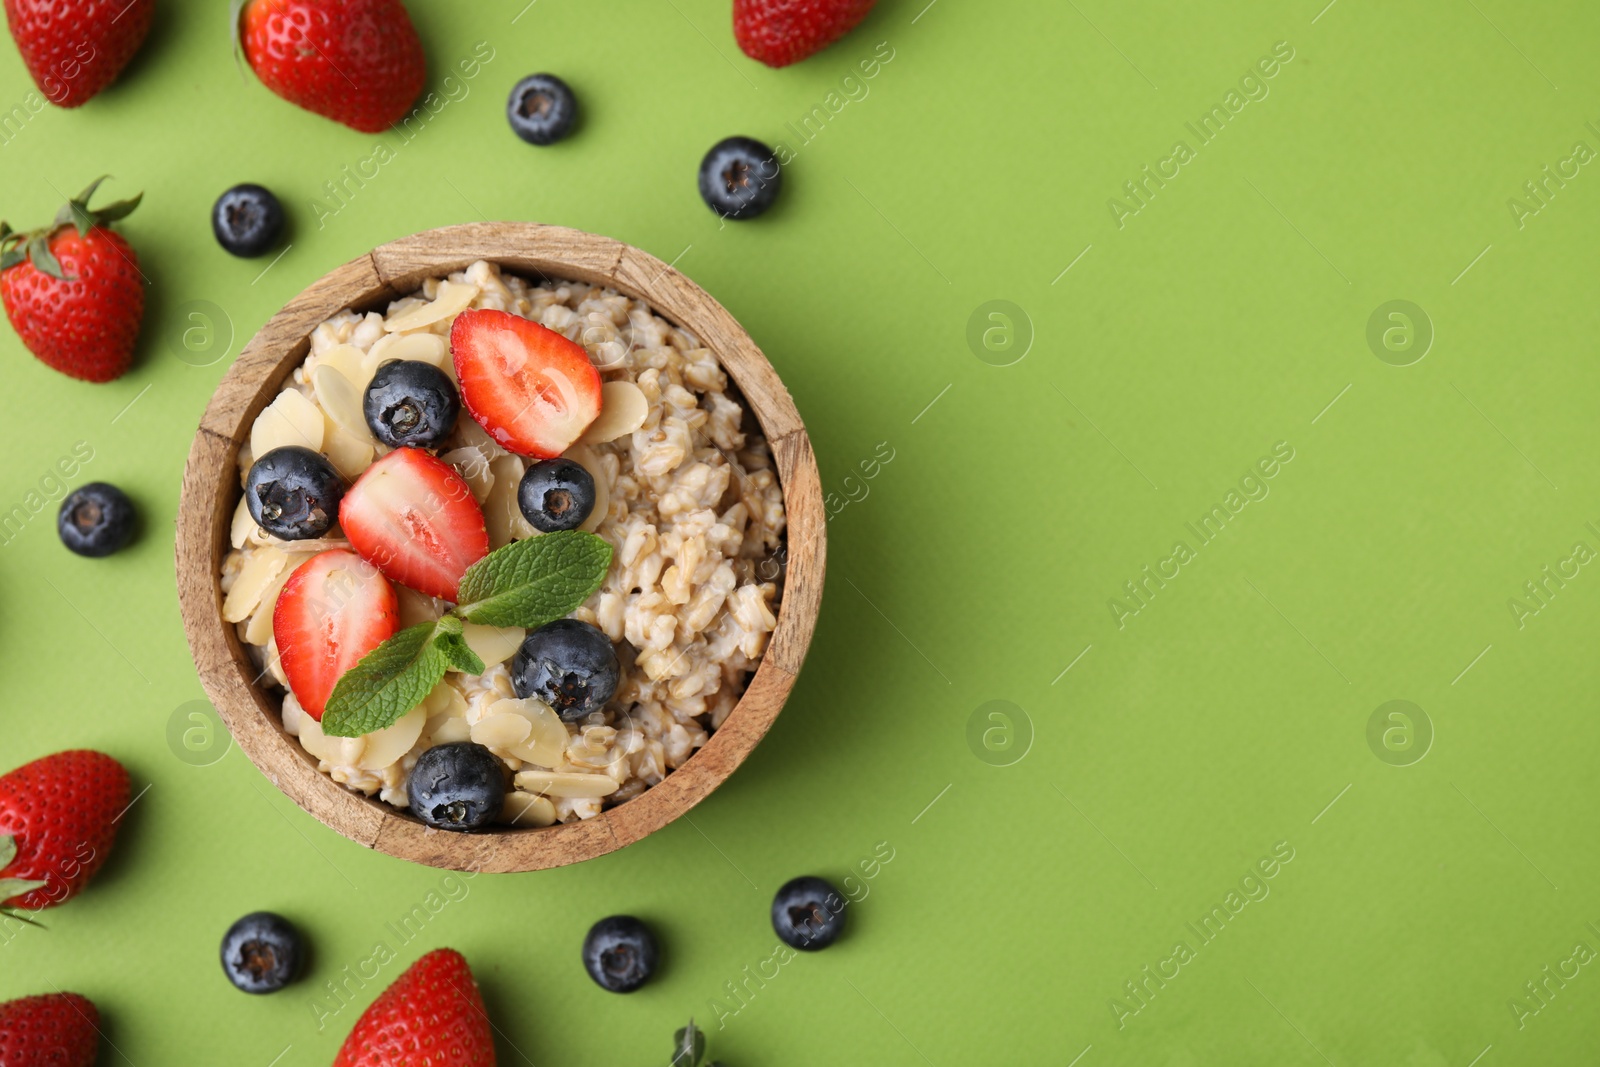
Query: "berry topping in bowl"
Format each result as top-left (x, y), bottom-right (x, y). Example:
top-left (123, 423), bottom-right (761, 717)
top-left (245, 446), bottom-right (345, 540)
top-left (511, 619), bottom-right (620, 723)
top-left (451, 307), bottom-right (601, 459)
top-left (363, 359), bottom-right (461, 448)
top-left (273, 550), bottom-right (399, 720)
top-left (339, 447), bottom-right (490, 601)
top-left (517, 457), bottom-right (596, 532)
top-left (407, 741), bottom-right (506, 831)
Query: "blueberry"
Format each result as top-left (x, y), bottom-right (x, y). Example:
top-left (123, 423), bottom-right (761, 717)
top-left (220, 911), bottom-right (302, 994)
top-left (56, 482), bottom-right (136, 558)
top-left (517, 459), bottom-right (595, 532)
top-left (506, 74), bottom-right (578, 146)
top-left (771, 876), bottom-right (847, 951)
top-left (212, 184), bottom-right (285, 258)
top-left (244, 446), bottom-right (344, 541)
top-left (582, 915), bottom-right (658, 993)
top-left (510, 619), bottom-right (619, 723)
top-left (362, 359), bottom-right (460, 448)
top-left (698, 136), bottom-right (782, 221)
top-left (407, 741), bottom-right (506, 831)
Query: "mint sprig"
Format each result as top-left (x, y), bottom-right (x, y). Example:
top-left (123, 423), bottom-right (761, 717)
top-left (456, 530), bottom-right (612, 629)
top-left (323, 617), bottom-right (465, 738)
top-left (671, 1020), bottom-right (706, 1067)
top-left (316, 532), bottom-right (611, 738)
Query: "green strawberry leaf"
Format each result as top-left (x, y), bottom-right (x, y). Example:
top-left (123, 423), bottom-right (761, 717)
top-left (71, 175), bottom-right (108, 207)
top-left (670, 1020), bottom-right (705, 1067)
top-left (0, 904), bottom-right (46, 928)
top-left (0, 834), bottom-right (14, 868)
top-left (27, 237), bottom-right (65, 281)
top-left (89, 193), bottom-right (142, 228)
top-left (456, 531), bottom-right (612, 629)
top-left (321, 617), bottom-right (462, 738)
top-left (0, 877), bottom-right (48, 903)
top-left (229, 0), bottom-right (251, 75)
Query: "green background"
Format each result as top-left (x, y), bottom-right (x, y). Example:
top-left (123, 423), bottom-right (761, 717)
top-left (3, 0), bottom-right (1598, 1062)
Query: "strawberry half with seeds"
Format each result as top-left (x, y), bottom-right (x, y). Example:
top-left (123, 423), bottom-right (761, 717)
top-left (334, 948), bottom-right (495, 1067)
top-left (274, 549), bottom-right (399, 720)
top-left (5, 0), bottom-right (155, 106)
top-left (0, 750), bottom-right (130, 916)
top-left (1, 176), bottom-right (144, 383)
top-left (451, 308), bottom-right (601, 460)
top-left (0, 992), bottom-right (100, 1066)
top-left (733, 0), bottom-right (877, 68)
top-left (237, 0), bottom-right (426, 133)
top-left (340, 448), bottom-right (490, 602)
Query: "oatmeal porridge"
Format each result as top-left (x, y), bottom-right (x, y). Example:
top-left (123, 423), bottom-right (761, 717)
top-left (217, 259), bottom-right (785, 827)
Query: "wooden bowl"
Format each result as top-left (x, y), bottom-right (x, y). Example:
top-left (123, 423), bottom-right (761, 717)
top-left (175, 222), bottom-right (824, 873)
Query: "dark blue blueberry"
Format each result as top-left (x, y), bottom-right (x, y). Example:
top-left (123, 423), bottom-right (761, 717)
top-left (582, 915), bottom-right (658, 993)
top-left (698, 136), bottom-right (782, 220)
top-left (510, 619), bottom-right (619, 723)
top-left (56, 482), bottom-right (136, 558)
top-left (212, 184), bottom-right (285, 258)
top-left (244, 446), bottom-right (344, 541)
top-left (362, 359), bottom-right (460, 448)
top-left (220, 911), bottom-right (303, 994)
top-left (407, 741), bottom-right (506, 831)
top-left (517, 458), bottom-right (595, 532)
top-left (506, 74), bottom-right (578, 146)
top-left (771, 876), bottom-right (846, 951)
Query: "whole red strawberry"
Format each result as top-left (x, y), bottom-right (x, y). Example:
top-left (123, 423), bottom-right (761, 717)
top-left (4, 0), bottom-right (154, 107)
top-left (734, 0), bottom-right (877, 67)
top-left (1, 177), bottom-right (144, 384)
top-left (334, 949), bottom-right (495, 1067)
top-left (0, 750), bottom-right (130, 917)
top-left (0, 993), bottom-right (99, 1066)
top-left (239, 0), bottom-right (426, 133)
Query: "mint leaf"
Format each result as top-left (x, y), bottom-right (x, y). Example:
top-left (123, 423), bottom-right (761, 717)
top-left (321, 618), bottom-right (458, 737)
top-left (436, 624), bottom-right (486, 675)
top-left (456, 531), bottom-right (611, 629)
top-left (670, 1020), bottom-right (705, 1067)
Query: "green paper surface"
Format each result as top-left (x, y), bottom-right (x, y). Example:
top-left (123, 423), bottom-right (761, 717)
top-left (4, 0), bottom-right (1600, 1062)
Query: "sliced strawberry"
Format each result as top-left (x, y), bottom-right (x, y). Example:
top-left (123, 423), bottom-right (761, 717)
top-left (339, 448), bottom-right (490, 601)
top-left (451, 308), bottom-right (602, 459)
top-left (273, 550), bottom-right (399, 720)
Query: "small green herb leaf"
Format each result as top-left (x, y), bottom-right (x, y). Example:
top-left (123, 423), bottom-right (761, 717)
top-left (0, 834), bottom-right (15, 869)
top-left (670, 1019), bottom-right (705, 1067)
top-left (456, 531), bottom-right (612, 629)
top-left (322, 618), bottom-right (456, 737)
top-left (435, 624), bottom-right (486, 675)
